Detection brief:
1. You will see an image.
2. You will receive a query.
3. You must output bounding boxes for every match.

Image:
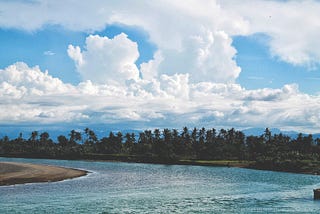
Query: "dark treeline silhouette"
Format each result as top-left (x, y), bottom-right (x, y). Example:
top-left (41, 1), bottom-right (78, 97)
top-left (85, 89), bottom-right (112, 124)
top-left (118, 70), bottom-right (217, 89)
top-left (1, 127), bottom-right (320, 173)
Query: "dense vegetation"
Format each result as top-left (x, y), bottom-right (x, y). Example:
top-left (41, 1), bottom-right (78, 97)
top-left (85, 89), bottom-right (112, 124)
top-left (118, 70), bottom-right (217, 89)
top-left (1, 127), bottom-right (320, 174)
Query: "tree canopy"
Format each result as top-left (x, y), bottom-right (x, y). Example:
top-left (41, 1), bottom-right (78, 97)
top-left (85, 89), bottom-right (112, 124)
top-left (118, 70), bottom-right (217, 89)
top-left (1, 127), bottom-right (320, 173)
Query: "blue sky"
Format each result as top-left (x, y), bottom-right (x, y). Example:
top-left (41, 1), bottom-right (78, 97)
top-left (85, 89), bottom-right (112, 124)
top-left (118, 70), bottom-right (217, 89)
top-left (0, 0), bottom-right (320, 134)
top-left (234, 34), bottom-right (320, 94)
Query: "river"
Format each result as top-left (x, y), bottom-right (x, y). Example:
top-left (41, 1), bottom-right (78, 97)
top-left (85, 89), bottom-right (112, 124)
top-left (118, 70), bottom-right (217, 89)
top-left (1, 157), bottom-right (320, 213)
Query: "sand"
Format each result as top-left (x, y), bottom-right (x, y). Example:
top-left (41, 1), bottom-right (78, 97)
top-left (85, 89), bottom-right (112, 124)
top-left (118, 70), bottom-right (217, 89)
top-left (0, 162), bottom-right (88, 186)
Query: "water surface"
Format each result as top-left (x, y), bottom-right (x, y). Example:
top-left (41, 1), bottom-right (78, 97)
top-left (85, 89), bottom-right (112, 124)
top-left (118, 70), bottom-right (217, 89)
top-left (1, 157), bottom-right (320, 213)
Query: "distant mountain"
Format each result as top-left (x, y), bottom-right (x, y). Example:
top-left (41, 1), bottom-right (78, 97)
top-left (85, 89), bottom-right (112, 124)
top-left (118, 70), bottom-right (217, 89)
top-left (242, 128), bottom-right (282, 136)
top-left (0, 125), bottom-right (143, 142)
top-left (1, 125), bottom-right (320, 141)
top-left (242, 127), bottom-right (320, 139)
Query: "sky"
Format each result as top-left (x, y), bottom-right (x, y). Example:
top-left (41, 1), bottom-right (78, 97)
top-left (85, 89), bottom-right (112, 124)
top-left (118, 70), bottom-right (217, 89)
top-left (0, 0), bottom-right (320, 134)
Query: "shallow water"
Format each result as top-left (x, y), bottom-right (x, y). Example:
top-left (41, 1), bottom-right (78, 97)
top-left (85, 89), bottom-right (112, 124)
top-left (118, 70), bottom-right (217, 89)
top-left (1, 157), bottom-right (320, 213)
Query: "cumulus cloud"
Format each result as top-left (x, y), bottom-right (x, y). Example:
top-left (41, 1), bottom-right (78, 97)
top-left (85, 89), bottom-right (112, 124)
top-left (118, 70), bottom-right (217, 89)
top-left (142, 30), bottom-right (241, 83)
top-left (140, 51), bottom-right (163, 81)
top-left (0, 62), bottom-right (74, 98)
top-left (0, 0), bottom-right (248, 83)
top-left (0, 62), bottom-right (320, 133)
top-left (2, 0), bottom-right (320, 69)
top-left (219, 0), bottom-right (320, 67)
top-left (68, 33), bottom-right (140, 85)
top-left (69, 31), bottom-right (241, 85)
top-left (1, 0), bottom-right (320, 70)
top-left (160, 73), bottom-right (190, 100)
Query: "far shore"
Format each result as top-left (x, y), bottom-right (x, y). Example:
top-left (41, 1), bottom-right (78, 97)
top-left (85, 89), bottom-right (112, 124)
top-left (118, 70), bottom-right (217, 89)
top-left (0, 162), bottom-right (88, 186)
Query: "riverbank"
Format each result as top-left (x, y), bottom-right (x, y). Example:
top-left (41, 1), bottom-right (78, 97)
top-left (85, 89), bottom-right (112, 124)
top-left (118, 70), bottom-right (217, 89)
top-left (79, 155), bottom-right (320, 175)
top-left (0, 162), bottom-right (88, 186)
top-left (2, 154), bottom-right (320, 177)
top-left (183, 159), bottom-right (320, 176)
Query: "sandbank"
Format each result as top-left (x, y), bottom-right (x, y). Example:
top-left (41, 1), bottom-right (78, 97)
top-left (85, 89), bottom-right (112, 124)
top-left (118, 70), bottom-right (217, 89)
top-left (0, 162), bottom-right (87, 186)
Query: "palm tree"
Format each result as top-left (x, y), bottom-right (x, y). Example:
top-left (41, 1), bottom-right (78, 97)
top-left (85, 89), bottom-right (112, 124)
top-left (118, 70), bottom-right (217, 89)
top-left (69, 130), bottom-right (82, 145)
top-left (58, 135), bottom-right (68, 146)
top-left (264, 128), bottom-right (272, 144)
top-left (124, 133), bottom-right (135, 153)
top-left (30, 131), bottom-right (38, 142)
top-left (40, 132), bottom-right (50, 145)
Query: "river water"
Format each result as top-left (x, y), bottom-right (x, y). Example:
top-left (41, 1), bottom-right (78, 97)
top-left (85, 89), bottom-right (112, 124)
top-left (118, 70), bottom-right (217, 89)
top-left (1, 157), bottom-right (320, 213)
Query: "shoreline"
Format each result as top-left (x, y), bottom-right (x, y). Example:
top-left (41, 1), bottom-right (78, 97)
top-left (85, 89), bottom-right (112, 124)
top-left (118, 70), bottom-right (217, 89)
top-left (0, 162), bottom-right (88, 186)
top-left (1, 156), bottom-right (319, 182)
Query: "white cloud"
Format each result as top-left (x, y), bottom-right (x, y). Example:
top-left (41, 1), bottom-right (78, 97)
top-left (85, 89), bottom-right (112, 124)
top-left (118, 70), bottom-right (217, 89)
top-left (1, 0), bottom-right (320, 69)
top-left (68, 33), bottom-right (140, 85)
top-left (1, 0), bottom-right (247, 83)
top-left (0, 62), bottom-right (74, 98)
top-left (140, 51), bottom-right (163, 81)
top-left (43, 50), bottom-right (55, 56)
top-left (160, 73), bottom-right (190, 100)
top-left (0, 62), bottom-right (320, 133)
top-left (219, 0), bottom-right (320, 67)
top-left (67, 46), bottom-right (83, 67)
top-left (147, 30), bottom-right (241, 83)
top-left (69, 31), bottom-right (241, 85)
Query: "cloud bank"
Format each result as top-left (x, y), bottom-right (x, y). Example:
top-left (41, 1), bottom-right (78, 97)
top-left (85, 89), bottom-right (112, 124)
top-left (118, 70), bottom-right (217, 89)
top-left (1, 62), bottom-right (320, 133)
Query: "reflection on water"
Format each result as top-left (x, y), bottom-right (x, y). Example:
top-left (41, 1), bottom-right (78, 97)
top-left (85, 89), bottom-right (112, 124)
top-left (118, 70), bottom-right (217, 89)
top-left (1, 157), bottom-right (320, 213)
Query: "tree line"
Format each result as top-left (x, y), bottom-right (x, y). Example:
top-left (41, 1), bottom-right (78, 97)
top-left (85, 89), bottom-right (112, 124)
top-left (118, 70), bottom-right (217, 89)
top-left (1, 127), bottom-right (320, 171)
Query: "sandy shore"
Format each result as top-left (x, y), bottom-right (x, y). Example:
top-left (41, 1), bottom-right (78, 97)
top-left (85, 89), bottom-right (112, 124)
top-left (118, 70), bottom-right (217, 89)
top-left (0, 162), bottom-right (88, 186)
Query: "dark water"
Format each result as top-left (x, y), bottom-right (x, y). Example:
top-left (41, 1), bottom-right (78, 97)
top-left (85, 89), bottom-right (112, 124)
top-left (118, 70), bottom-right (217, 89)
top-left (1, 157), bottom-right (320, 213)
